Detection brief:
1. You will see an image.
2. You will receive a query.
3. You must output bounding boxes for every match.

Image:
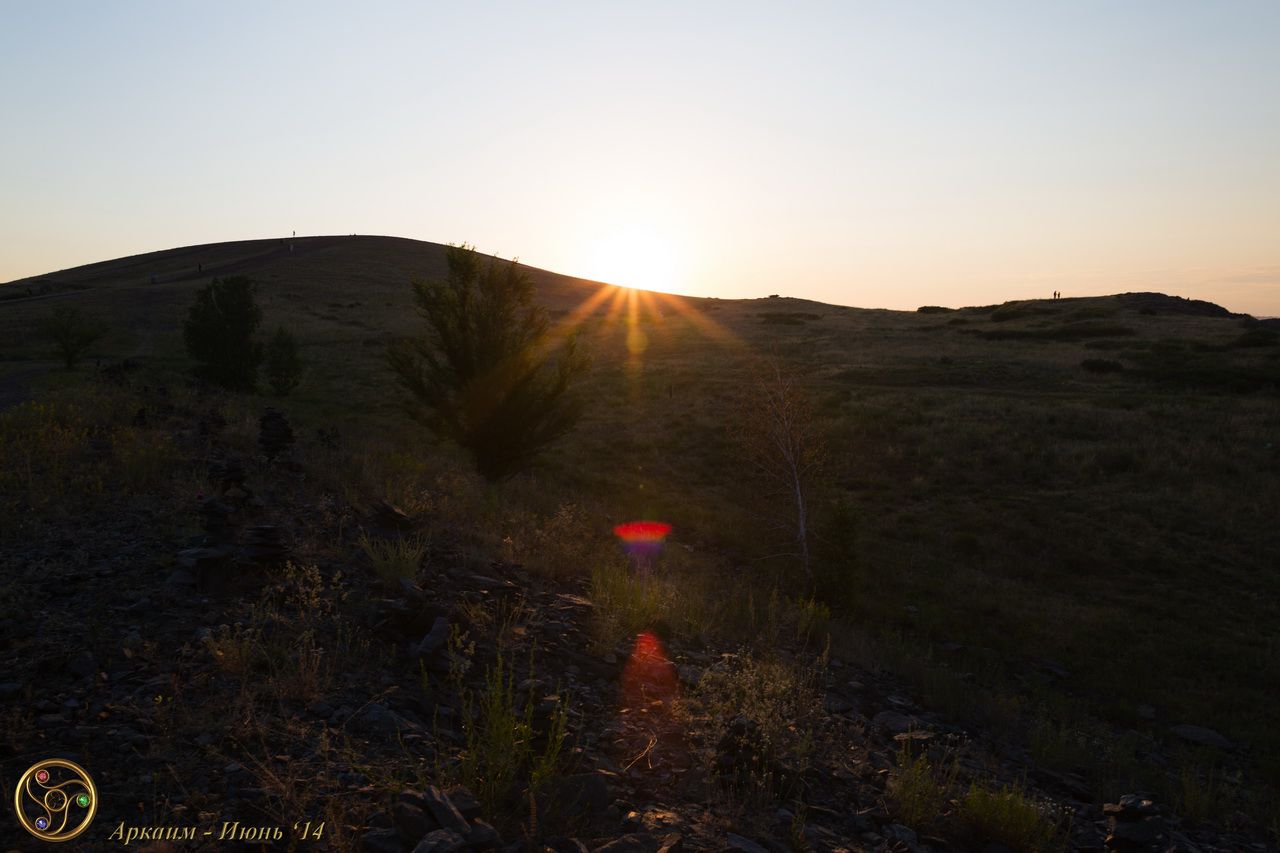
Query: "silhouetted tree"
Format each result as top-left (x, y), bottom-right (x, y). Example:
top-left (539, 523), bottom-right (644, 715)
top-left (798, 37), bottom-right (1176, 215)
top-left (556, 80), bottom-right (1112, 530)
top-left (734, 355), bottom-right (826, 591)
top-left (183, 276), bottom-right (263, 391)
top-left (265, 325), bottom-right (302, 396)
top-left (37, 304), bottom-right (107, 369)
top-left (387, 244), bottom-right (588, 480)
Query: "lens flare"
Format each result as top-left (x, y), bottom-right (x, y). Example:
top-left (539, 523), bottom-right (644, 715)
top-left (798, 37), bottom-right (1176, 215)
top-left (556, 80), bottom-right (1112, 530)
top-left (620, 630), bottom-right (678, 707)
top-left (613, 520), bottom-right (672, 572)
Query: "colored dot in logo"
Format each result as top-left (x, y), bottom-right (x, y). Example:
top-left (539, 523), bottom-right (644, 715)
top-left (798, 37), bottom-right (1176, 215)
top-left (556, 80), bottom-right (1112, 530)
top-left (76, 793), bottom-right (91, 808)
top-left (35, 817), bottom-right (49, 830)
top-left (35, 769), bottom-right (49, 784)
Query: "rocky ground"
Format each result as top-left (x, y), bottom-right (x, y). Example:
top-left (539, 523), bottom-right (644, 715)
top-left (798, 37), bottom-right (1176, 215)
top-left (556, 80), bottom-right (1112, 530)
top-left (1, 394), bottom-right (1276, 853)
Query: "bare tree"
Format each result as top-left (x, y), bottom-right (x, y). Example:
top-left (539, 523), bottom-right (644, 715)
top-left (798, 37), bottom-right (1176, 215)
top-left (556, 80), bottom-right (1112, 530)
top-left (734, 355), bottom-right (826, 591)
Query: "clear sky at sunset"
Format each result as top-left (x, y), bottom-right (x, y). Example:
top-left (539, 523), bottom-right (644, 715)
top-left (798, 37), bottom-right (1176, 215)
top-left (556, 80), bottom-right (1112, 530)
top-left (2, 2), bottom-right (1277, 314)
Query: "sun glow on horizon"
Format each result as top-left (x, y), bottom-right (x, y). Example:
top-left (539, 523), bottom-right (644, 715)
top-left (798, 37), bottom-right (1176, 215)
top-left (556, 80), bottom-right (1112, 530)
top-left (580, 221), bottom-right (689, 296)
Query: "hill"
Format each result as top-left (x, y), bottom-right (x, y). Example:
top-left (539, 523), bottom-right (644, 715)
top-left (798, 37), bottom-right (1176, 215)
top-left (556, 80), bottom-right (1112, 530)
top-left (2, 237), bottom-right (1279, 850)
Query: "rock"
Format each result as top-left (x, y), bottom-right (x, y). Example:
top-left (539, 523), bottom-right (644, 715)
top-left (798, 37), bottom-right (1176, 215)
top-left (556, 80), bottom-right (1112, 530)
top-left (540, 773), bottom-right (610, 824)
top-left (1169, 724), bottom-right (1233, 750)
top-left (1104, 794), bottom-right (1167, 852)
top-left (466, 820), bottom-right (501, 850)
top-left (259, 409), bottom-right (295, 458)
top-left (1107, 817), bottom-right (1163, 846)
top-left (656, 834), bottom-right (682, 853)
top-left (883, 824), bottom-right (918, 849)
top-left (176, 546), bottom-right (233, 572)
top-left (370, 500), bottom-right (415, 533)
top-left (0, 682), bottom-right (23, 699)
top-left (416, 617), bottom-right (451, 658)
top-left (412, 829), bottom-right (468, 853)
top-left (1136, 704), bottom-right (1156, 721)
top-left (722, 834), bottom-right (769, 853)
top-left (394, 802), bottom-right (434, 842)
top-left (544, 838), bottom-right (591, 853)
top-left (356, 703), bottom-right (416, 738)
top-left (165, 568), bottom-right (198, 588)
top-left (307, 699), bottom-right (334, 718)
top-left (593, 835), bottom-right (657, 853)
top-left (421, 786), bottom-right (470, 837)
top-left (67, 651), bottom-right (97, 679)
top-left (871, 711), bottom-right (923, 735)
top-left (362, 827), bottom-right (404, 853)
top-left (445, 786), bottom-right (481, 821)
top-left (242, 525), bottom-right (288, 563)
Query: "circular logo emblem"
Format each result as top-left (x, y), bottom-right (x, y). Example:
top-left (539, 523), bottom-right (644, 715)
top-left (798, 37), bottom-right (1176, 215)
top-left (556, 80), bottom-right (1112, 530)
top-left (13, 759), bottom-right (98, 842)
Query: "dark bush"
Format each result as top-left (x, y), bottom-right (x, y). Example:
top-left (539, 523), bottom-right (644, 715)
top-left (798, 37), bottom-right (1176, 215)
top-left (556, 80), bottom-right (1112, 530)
top-left (183, 276), bottom-right (263, 391)
top-left (265, 326), bottom-right (302, 396)
top-left (1080, 358), bottom-right (1124, 374)
top-left (387, 244), bottom-right (588, 481)
top-left (37, 304), bottom-right (107, 369)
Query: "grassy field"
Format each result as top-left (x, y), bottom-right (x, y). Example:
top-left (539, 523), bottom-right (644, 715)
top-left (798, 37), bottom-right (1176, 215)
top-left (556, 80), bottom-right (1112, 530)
top-left (4, 236), bottom-right (1279, 824)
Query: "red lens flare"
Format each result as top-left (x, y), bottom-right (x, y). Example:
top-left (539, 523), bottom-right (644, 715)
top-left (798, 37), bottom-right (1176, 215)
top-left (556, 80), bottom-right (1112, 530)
top-left (613, 521), bottom-right (672, 572)
top-left (612, 521), bottom-right (672, 542)
top-left (620, 630), bottom-right (678, 707)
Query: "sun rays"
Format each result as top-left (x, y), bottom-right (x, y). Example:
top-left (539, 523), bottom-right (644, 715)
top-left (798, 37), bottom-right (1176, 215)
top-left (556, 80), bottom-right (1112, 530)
top-left (549, 281), bottom-right (742, 376)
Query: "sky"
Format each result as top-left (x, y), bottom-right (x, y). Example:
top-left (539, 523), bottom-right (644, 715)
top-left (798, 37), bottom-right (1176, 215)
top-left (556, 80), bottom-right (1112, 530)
top-left (2, 1), bottom-right (1278, 315)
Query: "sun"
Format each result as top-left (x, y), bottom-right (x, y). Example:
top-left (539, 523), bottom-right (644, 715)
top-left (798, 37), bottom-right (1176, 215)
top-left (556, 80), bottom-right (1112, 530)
top-left (582, 223), bottom-right (685, 295)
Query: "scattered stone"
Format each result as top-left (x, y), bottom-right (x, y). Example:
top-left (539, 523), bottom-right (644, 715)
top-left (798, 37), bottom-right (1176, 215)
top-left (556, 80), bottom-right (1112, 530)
top-left (882, 824), bottom-right (918, 848)
top-left (258, 408), bottom-right (295, 458)
top-left (67, 651), bottom-right (96, 679)
top-left (241, 525), bottom-right (288, 563)
top-left (412, 829), bottom-right (467, 853)
top-left (1136, 704), bottom-right (1156, 721)
top-left (540, 773), bottom-right (610, 824)
top-left (654, 834), bottom-right (682, 853)
top-left (722, 833), bottom-right (768, 853)
top-left (1104, 794), bottom-right (1167, 852)
top-left (467, 820), bottom-right (501, 850)
top-left (445, 786), bottom-right (481, 821)
top-left (1169, 724), bottom-right (1233, 750)
top-left (871, 711), bottom-right (923, 735)
top-left (362, 827), bottom-right (403, 853)
top-left (370, 500), bottom-right (415, 534)
top-left (421, 786), bottom-right (470, 837)
top-left (175, 547), bottom-right (233, 573)
top-left (416, 617), bottom-right (451, 658)
top-left (544, 838), bottom-right (590, 853)
top-left (593, 834), bottom-right (656, 853)
top-left (394, 801), bottom-right (434, 842)
top-left (355, 703), bottom-right (416, 739)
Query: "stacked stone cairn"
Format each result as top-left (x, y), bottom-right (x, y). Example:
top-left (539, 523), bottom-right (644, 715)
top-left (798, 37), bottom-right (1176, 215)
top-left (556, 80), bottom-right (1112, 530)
top-left (1104, 794), bottom-right (1166, 852)
top-left (258, 408), bottom-right (295, 459)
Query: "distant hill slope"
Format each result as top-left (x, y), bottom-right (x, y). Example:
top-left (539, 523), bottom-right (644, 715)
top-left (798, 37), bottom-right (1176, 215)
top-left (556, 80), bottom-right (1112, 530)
top-left (0, 235), bottom-right (615, 310)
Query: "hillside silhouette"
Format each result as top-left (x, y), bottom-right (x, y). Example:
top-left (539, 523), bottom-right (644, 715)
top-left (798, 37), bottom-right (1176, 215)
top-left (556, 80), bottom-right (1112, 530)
top-left (1, 237), bottom-right (1278, 851)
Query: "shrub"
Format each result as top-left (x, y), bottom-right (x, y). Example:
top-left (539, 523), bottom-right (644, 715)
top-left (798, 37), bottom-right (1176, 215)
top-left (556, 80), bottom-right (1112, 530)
top-left (1080, 358), bottom-right (1124, 374)
top-left (37, 304), bottom-right (107, 368)
top-left (357, 533), bottom-right (427, 587)
top-left (455, 650), bottom-right (569, 821)
top-left (183, 276), bottom-right (264, 391)
top-left (890, 742), bottom-right (957, 829)
top-left (0, 400), bottom-right (95, 508)
top-left (733, 357), bottom-right (826, 591)
top-left (387, 244), bottom-right (588, 481)
top-left (265, 325), bottom-right (302, 396)
top-left (955, 780), bottom-right (1063, 852)
top-left (695, 651), bottom-right (825, 800)
top-left (917, 305), bottom-right (954, 314)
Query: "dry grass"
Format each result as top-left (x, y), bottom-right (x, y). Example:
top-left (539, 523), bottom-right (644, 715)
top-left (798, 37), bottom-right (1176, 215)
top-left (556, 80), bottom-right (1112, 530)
top-left (3, 238), bottom-right (1278, 824)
